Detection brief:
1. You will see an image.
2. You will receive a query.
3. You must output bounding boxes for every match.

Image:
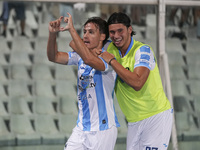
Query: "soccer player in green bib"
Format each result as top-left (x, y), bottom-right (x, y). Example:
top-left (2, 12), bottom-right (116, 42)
top-left (100, 12), bottom-right (173, 150)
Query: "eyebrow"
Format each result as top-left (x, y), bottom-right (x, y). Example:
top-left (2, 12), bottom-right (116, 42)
top-left (110, 28), bottom-right (123, 32)
top-left (84, 28), bottom-right (97, 32)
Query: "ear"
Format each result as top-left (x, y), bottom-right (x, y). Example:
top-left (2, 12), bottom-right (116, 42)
top-left (128, 26), bottom-right (133, 35)
top-left (100, 33), bottom-right (106, 41)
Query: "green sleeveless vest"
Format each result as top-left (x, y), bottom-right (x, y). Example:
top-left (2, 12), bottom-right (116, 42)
top-left (107, 39), bottom-right (171, 122)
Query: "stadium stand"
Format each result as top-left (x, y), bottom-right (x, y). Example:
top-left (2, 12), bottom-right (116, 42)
top-left (112, 96), bottom-right (127, 143)
top-left (58, 114), bottom-right (77, 140)
top-left (0, 54), bottom-right (8, 66)
top-left (10, 115), bottom-right (41, 145)
top-left (10, 64), bottom-right (31, 81)
top-left (54, 64), bottom-right (76, 82)
top-left (0, 117), bottom-right (16, 146)
top-left (59, 96), bottom-right (78, 115)
top-left (34, 96), bottom-right (57, 115)
top-left (11, 36), bottom-right (33, 54)
top-left (32, 64), bottom-right (54, 81)
top-left (9, 51), bottom-right (33, 66)
top-left (35, 115), bottom-right (65, 144)
top-left (55, 80), bottom-right (77, 98)
top-left (0, 2), bottom-right (200, 150)
top-left (0, 37), bottom-right (10, 55)
top-left (0, 100), bottom-right (8, 118)
top-left (0, 66), bottom-right (8, 83)
top-left (0, 83), bottom-right (9, 102)
top-left (34, 80), bottom-right (57, 100)
top-left (9, 97), bottom-right (32, 115)
top-left (8, 80), bottom-right (34, 102)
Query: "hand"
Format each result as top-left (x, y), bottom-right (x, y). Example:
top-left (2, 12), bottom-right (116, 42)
top-left (100, 51), bottom-right (115, 63)
top-left (91, 48), bottom-right (102, 56)
top-left (60, 13), bottom-right (74, 32)
top-left (48, 13), bottom-right (74, 33)
top-left (49, 16), bottom-right (63, 33)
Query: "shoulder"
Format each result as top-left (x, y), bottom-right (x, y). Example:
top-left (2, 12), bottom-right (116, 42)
top-left (103, 40), bottom-right (112, 51)
top-left (139, 45), bottom-right (151, 53)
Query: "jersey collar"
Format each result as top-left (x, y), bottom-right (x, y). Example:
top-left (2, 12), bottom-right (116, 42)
top-left (118, 37), bottom-right (134, 58)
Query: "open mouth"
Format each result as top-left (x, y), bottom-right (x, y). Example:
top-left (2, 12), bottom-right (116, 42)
top-left (84, 41), bottom-right (90, 45)
top-left (84, 40), bottom-right (90, 43)
top-left (114, 39), bottom-right (122, 45)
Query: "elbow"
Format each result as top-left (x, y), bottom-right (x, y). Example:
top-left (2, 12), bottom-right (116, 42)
top-left (47, 54), bottom-right (56, 62)
top-left (133, 86), bottom-right (142, 91)
top-left (130, 81), bottom-right (144, 91)
top-left (82, 57), bottom-right (93, 66)
top-left (48, 57), bottom-right (54, 62)
top-left (47, 50), bottom-right (57, 63)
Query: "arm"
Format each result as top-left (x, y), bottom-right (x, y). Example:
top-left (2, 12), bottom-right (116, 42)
top-left (100, 51), bottom-right (150, 91)
top-left (47, 16), bottom-right (69, 65)
top-left (70, 40), bottom-right (103, 56)
top-left (61, 13), bottom-right (106, 71)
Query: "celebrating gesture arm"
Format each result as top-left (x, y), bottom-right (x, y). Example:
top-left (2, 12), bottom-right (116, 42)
top-left (61, 13), bottom-right (106, 71)
top-left (47, 16), bottom-right (69, 65)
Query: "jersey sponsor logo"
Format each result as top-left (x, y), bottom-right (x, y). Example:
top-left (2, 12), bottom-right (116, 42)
top-left (78, 93), bottom-right (93, 101)
top-left (78, 82), bottom-right (96, 92)
top-left (79, 75), bottom-right (93, 81)
top-left (90, 83), bottom-right (96, 88)
top-left (78, 94), bottom-right (87, 101)
top-left (80, 75), bottom-right (94, 90)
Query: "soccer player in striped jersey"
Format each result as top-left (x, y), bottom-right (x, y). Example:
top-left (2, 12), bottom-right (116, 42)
top-left (47, 13), bottom-right (120, 150)
top-left (100, 12), bottom-right (173, 150)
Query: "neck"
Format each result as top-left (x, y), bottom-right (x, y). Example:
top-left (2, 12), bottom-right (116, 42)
top-left (120, 50), bottom-right (126, 57)
top-left (120, 37), bottom-right (132, 57)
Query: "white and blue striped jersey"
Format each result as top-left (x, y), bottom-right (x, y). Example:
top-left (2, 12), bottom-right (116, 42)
top-left (67, 47), bottom-right (120, 131)
top-left (134, 45), bottom-right (155, 70)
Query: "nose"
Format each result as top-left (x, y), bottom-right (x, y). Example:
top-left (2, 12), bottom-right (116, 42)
top-left (112, 32), bottom-right (120, 39)
top-left (83, 31), bottom-right (88, 38)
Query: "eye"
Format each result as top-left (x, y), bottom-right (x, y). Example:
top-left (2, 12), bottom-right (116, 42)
top-left (110, 31), bottom-right (115, 35)
top-left (89, 31), bottom-right (94, 34)
top-left (118, 29), bottom-right (123, 33)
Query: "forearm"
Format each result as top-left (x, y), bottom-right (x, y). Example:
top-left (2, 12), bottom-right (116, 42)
top-left (69, 28), bottom-right (93, 62)
top-left (47, 32), bottom-right (58, 62)
top-left (110, 59), bottom-right (148, 91)
top-left (68, 27), bottom-right (105, 70)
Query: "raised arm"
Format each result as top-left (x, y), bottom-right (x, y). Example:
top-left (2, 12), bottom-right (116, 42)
top-left (100, 51), bottom-right (150, 91)
top-left (47, 16), bottom-right (69, 65)
top-left (61, 13), bottom-right (106, 71)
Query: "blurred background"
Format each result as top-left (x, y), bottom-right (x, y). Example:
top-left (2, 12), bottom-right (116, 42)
top-left (0, 0), bottom-right (200, 150)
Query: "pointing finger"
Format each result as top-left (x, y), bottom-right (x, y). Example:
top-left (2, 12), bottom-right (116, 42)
top-left (59, 16), bottom-right (63, 21)
top-left (67, 12), bottom-right (71, 17)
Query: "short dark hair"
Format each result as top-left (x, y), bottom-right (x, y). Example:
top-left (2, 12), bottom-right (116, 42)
top-left (84, 17), bottom-right (109, 46)
top-left (107, 12), bottom-right (136, 36)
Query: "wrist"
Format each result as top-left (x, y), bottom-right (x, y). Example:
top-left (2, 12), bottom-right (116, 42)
top-left (68, 26), bottom-right (76, 33)
top-left (108, 57), bottom-right (116, 65)
top-left (49, 31), bottom-right (57, 36)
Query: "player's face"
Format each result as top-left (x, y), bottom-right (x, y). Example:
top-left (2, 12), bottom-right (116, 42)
top-left (109, 23), bottom-right (132, 51)
top-left (83, 23), bottom-right (102, 50)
